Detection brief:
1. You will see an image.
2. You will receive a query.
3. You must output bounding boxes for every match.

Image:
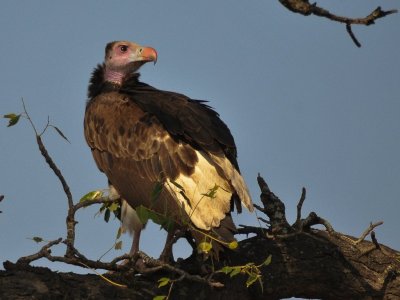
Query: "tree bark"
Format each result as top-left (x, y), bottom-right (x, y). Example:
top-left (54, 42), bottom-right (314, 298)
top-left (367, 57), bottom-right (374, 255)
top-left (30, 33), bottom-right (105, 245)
top-left (1, 176), bottom-right (400, 299)
top-left (1, 230), bottom-right (399, 300)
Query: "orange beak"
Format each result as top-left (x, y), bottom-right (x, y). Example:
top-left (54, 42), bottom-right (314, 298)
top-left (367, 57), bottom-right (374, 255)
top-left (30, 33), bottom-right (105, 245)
top-left (139, 46), bottom-right (158, 64)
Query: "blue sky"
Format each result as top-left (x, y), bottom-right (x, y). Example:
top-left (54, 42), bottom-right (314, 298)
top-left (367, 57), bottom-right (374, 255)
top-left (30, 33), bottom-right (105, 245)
top-left (1, 1), bottom-right (399, 274)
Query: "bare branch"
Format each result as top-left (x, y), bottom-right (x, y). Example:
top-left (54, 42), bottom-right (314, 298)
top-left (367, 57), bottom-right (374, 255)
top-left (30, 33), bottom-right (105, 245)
top-left (346, 23), bottom-right (361, 48)
top-left (295, 187), bottom-right (306, 226)
top-left (355, 221), bottom-right (384, 245)
top-left (302, 211), bottom-right (335, 233)
top-left (278, 0), bottom-right (398, 47)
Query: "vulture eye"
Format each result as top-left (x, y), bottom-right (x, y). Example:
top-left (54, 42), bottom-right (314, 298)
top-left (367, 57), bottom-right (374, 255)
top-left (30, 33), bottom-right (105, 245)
top-left (120, 45), bottom-right (128, 52)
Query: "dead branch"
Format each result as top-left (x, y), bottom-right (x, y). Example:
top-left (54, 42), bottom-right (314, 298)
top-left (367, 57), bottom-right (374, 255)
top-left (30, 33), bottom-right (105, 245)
top-left (278, 0), bottom-right (398, 47)
top-left (294, 187), bottom-right (306, 229)
top-left (355, 221), bottom-right (384, 245)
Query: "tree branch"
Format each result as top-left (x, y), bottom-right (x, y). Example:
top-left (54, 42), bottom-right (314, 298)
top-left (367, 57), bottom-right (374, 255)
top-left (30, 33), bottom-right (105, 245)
top-left (278, 0), bottom-right (398, 47)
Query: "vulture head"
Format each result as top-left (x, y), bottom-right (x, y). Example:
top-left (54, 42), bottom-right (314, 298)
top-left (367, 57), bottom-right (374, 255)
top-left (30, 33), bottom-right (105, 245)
top-left (104, 41), bottom-right (157, 84)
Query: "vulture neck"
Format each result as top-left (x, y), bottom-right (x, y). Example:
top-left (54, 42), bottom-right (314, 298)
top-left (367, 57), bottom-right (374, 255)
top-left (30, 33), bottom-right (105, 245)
top-left (104, 68), bottom-right (125, 85)
top-left (87, 65), bottom-right (142, 100)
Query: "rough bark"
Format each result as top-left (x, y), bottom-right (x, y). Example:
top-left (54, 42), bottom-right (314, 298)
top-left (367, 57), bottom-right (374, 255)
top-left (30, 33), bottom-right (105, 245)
top-left (1, 230), bottom-right (399, 300)
top-left (1, 176), bottom-right (399, 300)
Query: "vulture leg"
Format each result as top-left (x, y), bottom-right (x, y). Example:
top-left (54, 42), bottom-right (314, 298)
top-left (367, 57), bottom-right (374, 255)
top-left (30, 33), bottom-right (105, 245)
top-left (128, 225), bottom-right (142, 255)
top-left (109, 183), bottom-right (145, 256)
top-left (121, 199), bottom-right (144, 256)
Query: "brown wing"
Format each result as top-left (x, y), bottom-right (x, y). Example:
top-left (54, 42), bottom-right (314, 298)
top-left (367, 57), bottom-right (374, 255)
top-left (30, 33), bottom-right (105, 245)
top-left (85, 90), bottom-right (197, 186)
top-left (84, 91), bottom-right (248, 232)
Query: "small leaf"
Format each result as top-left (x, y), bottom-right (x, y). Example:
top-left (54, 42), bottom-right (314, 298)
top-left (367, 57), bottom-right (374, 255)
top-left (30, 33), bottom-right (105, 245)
top-left (228, 240), bottom-right (238, 250)
top-left (201, 184), bottom-right (220, 199)
top-left (160, 218), bottom-right (175, 232)
top-left (104, 208), bottom-right (111, 222)
top-left (79, 190), bottom-right (103, 203)
top-left (197, 241), bottom-right (212, 254)
top-left (230, 266), bottom-right (242, 277)
top-left (136, 205), bottom-right (150, 224)
top-left (157, 277), bottom-right (170, 288)
top-left (31, 236), bottom-right (44, 243)
top-left (220, 266), bottom-right (233, 274)
top-left (4, 113), bottom-right (21, 127)
top-left (153, 296), bottom-right (167, 300)
top-left (114, 240), bottom-right (123, 250)
top-left (116, 227), bottom-right (122, 239)
top-left (108, 202), bottom-right (119, 212)
top-left (51, 125), bottom-right (70, 143)
top-left (263, 254), bottom-right (272, 266)
top-left (4, 113), bottom-right (17, 118)
top-left (179, 190), bottom-right (191, 205)
top-left (151, 181), bottom-right (163, 204)
top-left (246, 273), bottom-right (260, 287)
top-left (170, 180), bottom-right (185, 191)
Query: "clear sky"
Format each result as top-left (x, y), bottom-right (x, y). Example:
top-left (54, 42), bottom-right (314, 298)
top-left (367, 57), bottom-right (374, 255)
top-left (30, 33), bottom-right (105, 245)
top-left (0, 1), bottom-right (399, 275)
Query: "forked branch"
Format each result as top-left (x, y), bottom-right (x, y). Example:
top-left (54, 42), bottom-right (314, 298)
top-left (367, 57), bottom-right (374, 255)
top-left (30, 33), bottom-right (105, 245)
top-left (278, 0), bottom-right (398, 47)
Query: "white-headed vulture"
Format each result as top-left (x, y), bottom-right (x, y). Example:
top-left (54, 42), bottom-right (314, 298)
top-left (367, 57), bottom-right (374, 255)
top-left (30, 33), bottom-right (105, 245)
top-left (84, 41), bottom-right (253, 261)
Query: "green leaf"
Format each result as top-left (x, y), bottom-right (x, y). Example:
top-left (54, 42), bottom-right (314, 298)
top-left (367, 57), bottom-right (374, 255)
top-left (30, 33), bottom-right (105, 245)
top-left (79, 190), bottom-right (103, 203)
top-left (263, 254), bottom-right (272, 266)
top-left (157, 277), bottom-right (171, 288)
top-left (246, 273), bottom-right (260, 287)
top-left (151, 181), bottom-right (163, 204)
top-left (170, 180), bottom-right (185, 191)
top-left (114, 240), bottom-right (123, 250)
top-left (51, 125), bottom-right (70, 143)
top-left (230, 266), bottom-right (242, 277)
top-left (4, 113), bottom-right (17, 118)
top-left (104, 208), bottom-right (111, 222)
top-left (116, 227), bottom-right (122, 239)
top-left (4, 113), bottom-right (21, 127)
top-left (201, 184), bottom-right (219, 199)
top-left (136, 205), bottom-right (150, 224)
top-left (220, 266), bottom-right (233, 274)
top-left (160, 218), bottom-right (175, 232)
top-left (228, 240), bottom-right (238, 250)
top-left (179, 190), bottom-right (191, 204)
top-left (31, 236), bottom-right (44, 243)
top-left (197, 241), bottom-right (212, 254)
top-left (108, 202), bottom-right (119, 212)
top-left (153, 296), bottom-right (167, 300)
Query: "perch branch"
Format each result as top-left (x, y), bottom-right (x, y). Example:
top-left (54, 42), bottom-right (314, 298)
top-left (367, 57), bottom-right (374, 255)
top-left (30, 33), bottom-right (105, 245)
top-left (136, 252), bottom-right (224, 288)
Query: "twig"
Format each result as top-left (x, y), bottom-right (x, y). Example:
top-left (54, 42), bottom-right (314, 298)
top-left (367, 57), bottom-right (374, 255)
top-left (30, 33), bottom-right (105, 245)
top-left (237, 224), bottom-right (267, 237)
top-left (21, 99), bottom-right (76, 257)
top-left (137, 252), bottom-right (224, 288)
top-left (0, 194), bottom-right (4, 213)
top-left (38, 116), bottom-right (50, 137)
top-left (346, 23), bottom-right (361, 48)
top-left (73, 196), bottom-right (117, 212)
top-left (354, 221), bottom-right (384, 245)
top-left (302, 212), bottom-right (334, 234)
top-left (278, 0), bottom-right (397, 47)
top-left (257, 217), bottom-right (270, 225)
top-left (21, 98), bottom-right (38, 136)
top-left (371, 231), bottom-right (381, 250)
top-left (17, 238), bottom-right (63, 266)
top-left (295, 187), bottom-right (306, 226)
top-left (256, 174), bottom-right (291, 234)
